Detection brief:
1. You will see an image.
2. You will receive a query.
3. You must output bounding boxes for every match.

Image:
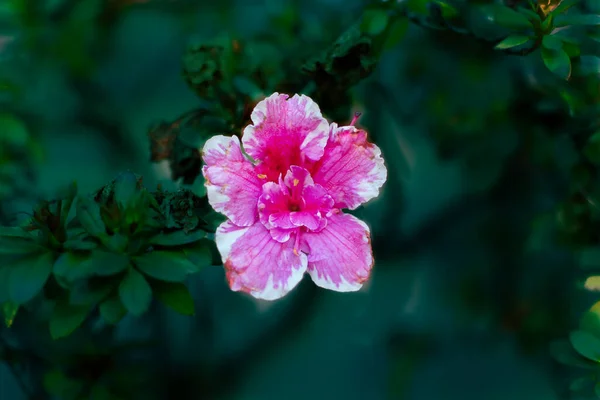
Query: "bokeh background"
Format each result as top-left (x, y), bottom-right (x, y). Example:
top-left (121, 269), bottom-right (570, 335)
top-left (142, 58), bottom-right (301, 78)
top-left (1, 0), bottom-right (594, 399)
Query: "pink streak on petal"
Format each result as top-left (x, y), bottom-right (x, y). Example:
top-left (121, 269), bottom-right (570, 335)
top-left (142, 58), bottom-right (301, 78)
top-left (302, 212), bottom-right (373, 292)
top-left (242, 93), bottom-right (329, 181)
top-left (309, 124), bottom-right (387, 210)
top-left (216, 220), bottom-right (307, 300)
top-left (202, 135), bottom-right (262, 227)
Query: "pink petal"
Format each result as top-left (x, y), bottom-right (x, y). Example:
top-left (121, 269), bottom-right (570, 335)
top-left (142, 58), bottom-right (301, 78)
top-left (310, 124), bottom-right (387, 210)
top-left (242, 93), bottom-right (329, 181)
top-left (302, 212), bottom-right (373, 292)
top-left (215, 220), bottom-right (308, 300)
top-left (202, 135), bottom-right (262, 227)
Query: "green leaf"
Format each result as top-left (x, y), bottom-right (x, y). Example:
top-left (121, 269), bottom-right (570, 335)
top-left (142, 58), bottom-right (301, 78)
top-left (183, 243), bottom-right (212, 267)
top-left (76, 196), bottom-right (106, 237)
top-left (153, 281), bottom-right (195, 316)
top-left (2, 301), bottom-right (18, 327)
top-left (542, 47), bottom-right (572, 79)
top-left (49, 301), bottom-right (89, 339)
top-left (383, 17), bottom-right (409, 50)
top-left (570, 330), bottom-right (600, 361)
top-left (53, 252), bottom-right (95, 283)
top-left (361, 9), bottom-right (389, 36)
top-left (134, 250), bottom-right (197, 282)
top-left (99, 295), bottom-right (126, 324)
top-left (119, 268), bottom-right (152, 316)
top-left (541, 14), bottom-right (554, 32)
top-left (576, 55), bottom-right (600, 75)
top-left (570, 376), bottom-right (590, 391)
top-left (0, 230), bottom-right (45, 255)
top-left (149, 229), bottom-right (206, 246)
top-left (89, 384), bottom-right (113, 400)
top-left (114, 172), bottom-right (138, 210)
top-left (595, 383), bottom-right (600, 398)
top-left (102, 233), bottom-right (128, 253)
top-left (62, 238), bottom-right (97, 251)
top-left (190, 175), bottom-right (206, 198)
top-left (59, 182), bottom-right (78, 226)
top-left (542, 35), bottom-right (564, 50)
top-left (552, 0), bottom-right (581, 15)
top-left (550, 339), bottom-right (598, 368)
top-left (495, 34), bottom-right (531, 49)
top-left (581, 301), bottom-right (600, 335)
top-left (43, 369), bottom-right (83, 399)
top-left (69, 279), bottom-right (113, 306)
top-left (434, 0), bottom-right (459, 19)
top-left (232, 76), bottom-right (263, 99)
top-left (555, 14), bottom-right (600, 27)
top-left (84, 250), bottom-right (130, 276)
top-left (480, 4), bottom-right (534, 30)
top-left (0, 113), bottom-right (29, 147)
top-left (9, 252), bottom-right (54, 304)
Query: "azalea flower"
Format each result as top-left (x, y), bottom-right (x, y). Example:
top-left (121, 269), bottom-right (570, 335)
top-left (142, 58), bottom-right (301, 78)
top-left (202, 93), bottom-right (387, 300)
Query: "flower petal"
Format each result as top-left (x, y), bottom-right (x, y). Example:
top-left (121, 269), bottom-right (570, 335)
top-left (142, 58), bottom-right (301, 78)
top-left (242, 93), bottom-right (329, 181)
top-left (215, 220), bottom-right (308, 300)
top-left (202, 135), bottom-right (262, 227)
top-left (310, 124), bottom-right (387, 210)
top-left (302, 212), bottom-right (373, 292)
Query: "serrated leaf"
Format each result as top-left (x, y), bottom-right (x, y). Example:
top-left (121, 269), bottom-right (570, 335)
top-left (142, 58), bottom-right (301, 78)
top-left (542, 47), bottom-right (572, 79)
top-left (119, 268), bottom-right (152, 316)
top-left (9, 252), bottom-right (54, 304)
top-left (570, 330), bottom-right (600, 361)
top-left (495, 34), bottom-right (531, 49)
top-left (2, 301), bottom-right (18, 327)
top-left (361, 9), bottom-right (389, 36)
top-left (76, 196), bottom-right (106, 237)
top-left (49, 301), bottom-right (89, 339)
top-left (542, 35), bottom-right (563, 50)
top-left (134, 250), bottom-right (197, 282)
top-left (99, 295), bottom-right (126, 324)
top-left (555, 14), bottom-right (600, 27)
top-left (149, 229), bottom-right (206, 246)
top-left (153, 281), bottom-right (195, 316)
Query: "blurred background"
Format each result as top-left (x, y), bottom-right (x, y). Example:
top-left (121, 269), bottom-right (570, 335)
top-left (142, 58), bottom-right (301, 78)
top-left (1, 0), bottom-right (596, 398)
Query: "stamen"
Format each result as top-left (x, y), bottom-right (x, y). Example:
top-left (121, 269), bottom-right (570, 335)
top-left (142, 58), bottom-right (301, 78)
top-left (350, 112), bottom-right (362, 126)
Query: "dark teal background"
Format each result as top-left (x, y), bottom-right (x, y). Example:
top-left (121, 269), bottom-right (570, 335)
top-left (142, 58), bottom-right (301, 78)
top-left (0, 0), bottom-right (584, 399)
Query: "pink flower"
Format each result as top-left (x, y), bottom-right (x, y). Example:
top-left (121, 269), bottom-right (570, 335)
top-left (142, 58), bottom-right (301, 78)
top-left (202, 93), bottom-right (387, 300)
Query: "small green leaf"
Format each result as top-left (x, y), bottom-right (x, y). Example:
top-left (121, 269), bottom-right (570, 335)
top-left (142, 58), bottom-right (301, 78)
top-left (134, 250), bottom-right (197, 282)
top-left (541, 14), bottom-right (554, 32)
top-left (361, 9), bottom-right (389, 36)
top-left (49, 301), bottom-right (89, 339)
top-left (76, 196), bottom-right (106, 237)
top-left (84, 250), bottom-right (130, 276)
top-left (119, 268), bottom-right (152, 316)
top-left (542, 35), bottom-right (564, 50)
top-left (495, 34), bottom-right (531, 49)
top-left (53, 252), bottom-right (95, 283)
top-left (555, 14), bottom-right (600, 27)
top-left (153, 281), bottom-right (195, 316)
top-left (9, 252), bottom-right (54, 304)
top-left (232, 76), bottom-right (263, 99)
top-left (190, 175), bottom-right (206, 198)
top-left (59, 182), bottom-right (78, 226)
top-left (114, 172), bottom-right (138, 210)
top-left (570, 330), bottom-right (600, 361)
top-left (550, 339), bottom-right (598, 368)
top-left (2, 301), bottom-right (18, 327)
top-left (99, 295), bottom-right (126, 324)
top-left (480, 4), bottom-right (534, 30)
top-left (149, 229), bottom-right (206, 246)
top-left (542, 47), bottom-right (572, 79)
top-left (383, 17), bottom-right (409, 50)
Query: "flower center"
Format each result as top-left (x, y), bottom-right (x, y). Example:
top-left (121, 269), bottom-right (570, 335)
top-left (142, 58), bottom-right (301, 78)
top-left (257, 166), bottom-right (334, 243)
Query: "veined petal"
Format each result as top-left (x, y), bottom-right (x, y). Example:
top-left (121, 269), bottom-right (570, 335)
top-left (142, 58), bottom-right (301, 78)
top-left (310, 124), bottom-right (387, 210)
top-left (216, 220), bottom-right (307, 300)
top-left (202, 135), bottom-right (262, 227)
top-left (242, 93), bottom-right (329, 181)
top-left (302, 212), bottom-right (373, 292)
